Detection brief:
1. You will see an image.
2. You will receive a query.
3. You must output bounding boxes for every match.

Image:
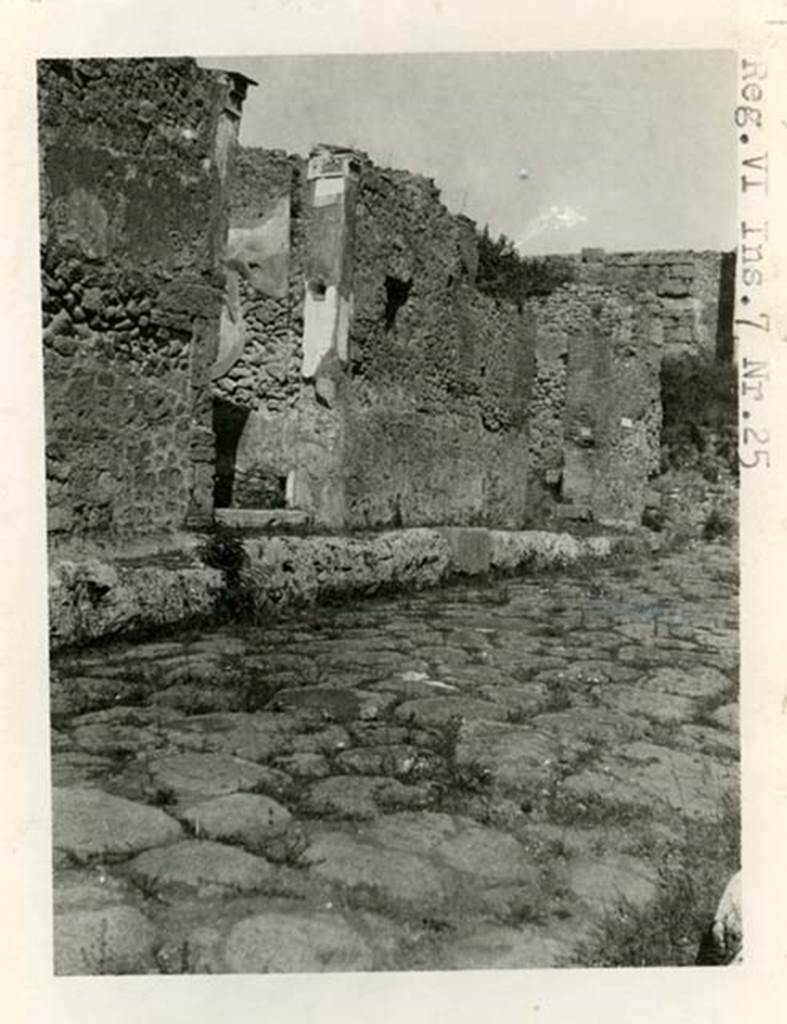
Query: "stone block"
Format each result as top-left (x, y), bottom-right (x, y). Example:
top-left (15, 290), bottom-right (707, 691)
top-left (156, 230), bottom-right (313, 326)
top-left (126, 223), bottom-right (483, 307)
top-left (438, 526), bottom-right (491, 576)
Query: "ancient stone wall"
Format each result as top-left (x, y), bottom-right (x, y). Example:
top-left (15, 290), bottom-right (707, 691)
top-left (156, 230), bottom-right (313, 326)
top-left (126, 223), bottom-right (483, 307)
top-left (212, 147), bottom-right (350, 525)
top-left (528, 284), bottom-right (662, 525)
top-left (214, 149), bottom-right (534, 530)
top-left (522, 248), bottom-right (734, 359)
top-left (40, 58), bottom-right (248, 539)
top-left (343, 160), bottom-right (534, 529)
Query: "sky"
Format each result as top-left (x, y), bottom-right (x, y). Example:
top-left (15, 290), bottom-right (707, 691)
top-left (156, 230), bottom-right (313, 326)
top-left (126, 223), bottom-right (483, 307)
top-left (200, 50), bottom-right (736, 255)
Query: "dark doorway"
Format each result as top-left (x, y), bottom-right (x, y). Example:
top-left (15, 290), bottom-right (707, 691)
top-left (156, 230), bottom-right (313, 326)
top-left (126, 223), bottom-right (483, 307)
top-left (213, 398), bottom-right (250, 508)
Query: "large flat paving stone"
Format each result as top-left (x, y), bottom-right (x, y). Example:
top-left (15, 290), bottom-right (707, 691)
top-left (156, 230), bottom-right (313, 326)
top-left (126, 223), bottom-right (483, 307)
top-left (365, 812), bottom-right (536, 886)
top-left (176, 712), bottom-right (296, 762)
top-left (271, 686), bottom-right (362, 722)
top-left (394, 696), bottom-right (507, 727)
top-left (53, 786), bottom-right (183, 863)
top-left (51, 752), bottom-right (117, 788)
top-left (126, 839), bottom-right (275, 900)
top-left (562, 742), bottom-right (738, 821)
top-left (225, 911), bottom-right (373, 973)
top-left (54, 905), bottom-right (157, 975)
top-left (532, 707), bottom-right (646, 744)
top-left (711, 702), bottom-right (739, 731)
top-left (567, 852), bottom-right (659, 913)
top-left (179, 793), bottom-right (293, 854)
top-left (598, 686), bottom-right (697, 725)
top-left (645, 666), bottom-right (733, 701)
top-left (435, 924), bottom-right (575, 970)
top-left (456, 720), bottom-right (559, 790)
top-left (302, 831), bottom-right (448, 911)
top-left (141, 752), bottom-right (285, 805)
top-left (53, 868), bottom-right (139, 912)
top-left (302, 775), bottom-right (436, 820)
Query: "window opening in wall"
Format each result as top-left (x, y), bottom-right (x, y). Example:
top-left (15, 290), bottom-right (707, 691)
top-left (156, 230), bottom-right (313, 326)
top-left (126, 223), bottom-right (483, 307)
top-left (212, 398), bottom-right (250, 509)
top-left (309, 278), bottom-right (327, 301)
top-left (245, 473), bottom-right (288, 509)
top-left (383, 275), bottom-right (412, 332)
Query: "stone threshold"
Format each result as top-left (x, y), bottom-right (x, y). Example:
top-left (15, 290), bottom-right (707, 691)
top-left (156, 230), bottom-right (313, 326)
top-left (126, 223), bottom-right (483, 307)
top-left (215, 508), bottom-right (312, 530)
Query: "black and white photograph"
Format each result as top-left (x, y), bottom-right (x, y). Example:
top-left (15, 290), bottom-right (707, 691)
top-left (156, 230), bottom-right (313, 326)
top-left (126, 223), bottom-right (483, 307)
top-left (3, 0), bottom-right (785, 1018)
top-left (39, 45), bottom-right (743, 975)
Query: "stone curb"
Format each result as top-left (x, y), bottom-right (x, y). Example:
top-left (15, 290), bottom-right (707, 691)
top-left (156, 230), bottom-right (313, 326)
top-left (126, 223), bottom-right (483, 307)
top-left (48, 527), bottom-right (641, 649)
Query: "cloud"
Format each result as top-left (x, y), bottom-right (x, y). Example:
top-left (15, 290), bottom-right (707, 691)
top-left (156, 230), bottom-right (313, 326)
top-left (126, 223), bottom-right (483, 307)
top-left (517, 205), bottom-right (588, 247)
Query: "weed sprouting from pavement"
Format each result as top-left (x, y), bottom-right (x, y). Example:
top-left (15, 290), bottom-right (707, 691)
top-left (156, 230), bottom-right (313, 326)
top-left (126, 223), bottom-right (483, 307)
top-left (563, 795), bottom-right (740, 967)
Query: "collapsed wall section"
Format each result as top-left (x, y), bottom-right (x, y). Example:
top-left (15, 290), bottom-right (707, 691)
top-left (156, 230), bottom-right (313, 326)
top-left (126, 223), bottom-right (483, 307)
top-left (39, 58), bottom-right (248, 540)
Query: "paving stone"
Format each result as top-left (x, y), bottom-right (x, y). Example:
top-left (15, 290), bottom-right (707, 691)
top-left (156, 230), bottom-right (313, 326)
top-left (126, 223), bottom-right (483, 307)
top-left (617, 645), bottom-right (697, 668)
top-left (53, 868), bottom-right (138, 912)
top-left (334, 744), bottom-right (443, 780)
top-left (54, 905), bottom-right (158, 975)
top-left (436, 924), bottom-right (574, 970)
top-left (225, 911), bottom-right (373, 973)
top-left (302, 775), bottom-right (435, 819)
top-left (273, 751), bottom-right (331, 779)
top-left (71, 722), bottom-right (164, 756)
top-left (178, 711), bottom-right (296, 762)
top-left (394, 696), bottom-right (507, 727)
top-left (599, 686), bottom-right (697, 725)
top-left (51, 752), bottom-right (117, 788)
top-left (645, 666), bottom-right (733, 701)
top-left (562, 742), bottom-right (738, 821)
top-left (303, 832), bottom-right (447, 910)
top-left (711, 702), bottom-right (739, 731)
top-left (477, 683), bottom-right (549, 718)
top-left (677, 724), bottom-right (739, 757)
top-left (532, 707), bottom-right (646, 744)
top-left (290, 724), bottom-right (350, 755)
top-left (53, 787), bottom-right (183, 862)
top-left (366, 811), bottom-right (537, 885)
top-left (567, 853), bottom-right (659, 912)
top-left (179, 793), bottom-right (292, 853)
top-left (369, 675), bottom-right (459, 700)
top-left (126, 840), bottom-right (275, 900)
top-left (271, 685), bottom-right (362, 722)
top-left (69, 705), bottom-right (181, 728)
top-left (542, 660), bottom-right (637, 684)
top-left (141, 752), bottom-right (283, 806)
top-left (150, 683), bottom-right (239, 714)
top-left (456, 720), bottom-right (559, 790)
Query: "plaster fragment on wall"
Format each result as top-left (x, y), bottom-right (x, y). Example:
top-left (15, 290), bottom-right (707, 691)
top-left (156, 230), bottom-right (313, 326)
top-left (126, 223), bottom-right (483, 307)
top-left (210, 273), bottom-right (245, 380)
top-left (228, 194), bottom-right (290, 298)
top-left (63, 188), bottom-right (108, 259)
top-left (302, 283), bottom-right (339, 378)
top-left (336, 295), bottom-right (353, 362)
top-left (314, 176), bottom-right (345, 207)
top-left (214, 110), bottom-right (238, 183)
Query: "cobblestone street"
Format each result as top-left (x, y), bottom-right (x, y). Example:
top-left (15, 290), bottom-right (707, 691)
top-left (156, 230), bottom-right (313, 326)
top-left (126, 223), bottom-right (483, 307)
top-left (50, 541), bottom-right (739, 974)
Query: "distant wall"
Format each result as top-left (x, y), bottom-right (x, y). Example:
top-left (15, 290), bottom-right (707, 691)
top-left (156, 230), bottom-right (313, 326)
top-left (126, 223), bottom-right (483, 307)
top-left (522, 248), bottom-right (734, 359)
top-left (40, 58), bottom-right (248, 539)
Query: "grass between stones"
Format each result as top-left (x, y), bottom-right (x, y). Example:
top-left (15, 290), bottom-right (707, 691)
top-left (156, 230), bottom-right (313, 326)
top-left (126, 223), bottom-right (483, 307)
top-left (561, 793), bottom-right (740, 967)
